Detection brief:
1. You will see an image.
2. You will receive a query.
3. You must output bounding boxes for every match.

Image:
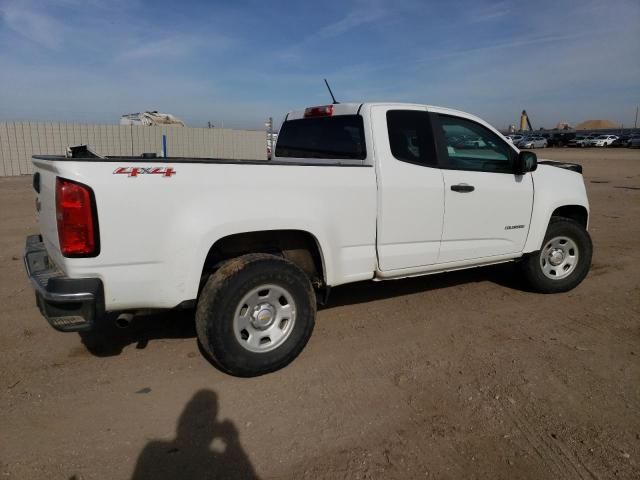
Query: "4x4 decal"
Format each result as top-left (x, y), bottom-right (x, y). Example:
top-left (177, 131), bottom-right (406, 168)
top-left (113, 167), bottom-right (176, 177)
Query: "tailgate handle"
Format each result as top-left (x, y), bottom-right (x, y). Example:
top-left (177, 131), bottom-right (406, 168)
top-left (451, 183), bottom-right (474, 193)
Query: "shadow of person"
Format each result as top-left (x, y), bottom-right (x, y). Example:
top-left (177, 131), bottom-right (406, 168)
top-left (131, 389), bottom-right (259, 480)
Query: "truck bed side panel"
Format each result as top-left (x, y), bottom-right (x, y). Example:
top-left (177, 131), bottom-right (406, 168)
top-left (32, 158), bottom-right (377, 310)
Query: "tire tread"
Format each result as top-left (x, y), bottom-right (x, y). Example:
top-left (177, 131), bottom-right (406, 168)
top-left (521, 217), bottom-right (592, 293)
top-left (196, 253), bottom-right (315, 377)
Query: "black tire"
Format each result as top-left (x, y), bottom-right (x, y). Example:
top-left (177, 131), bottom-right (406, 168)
top-left (521, 217), bottom-right (592, 293)
top-left (196, 253), bottom-right (316, 377)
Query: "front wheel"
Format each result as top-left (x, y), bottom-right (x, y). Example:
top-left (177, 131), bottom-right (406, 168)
top-left (521, 218), bottom-right (592, 293)
top-left (196, 253), bottom-right (316, 377)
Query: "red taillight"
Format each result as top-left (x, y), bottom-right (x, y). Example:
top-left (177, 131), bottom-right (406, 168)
top-left (304, 105), bottom-right (334, 117)
top-left (56, 177), bottom-right (98, 257)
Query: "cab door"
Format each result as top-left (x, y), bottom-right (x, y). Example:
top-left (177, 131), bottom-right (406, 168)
top-left (371, 106), bottom-right (445, 271)
top-left (432, 112), bottom-right (534, 263)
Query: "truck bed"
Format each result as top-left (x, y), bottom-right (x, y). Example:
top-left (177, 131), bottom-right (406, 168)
top-left (31, 154), bottom-right (378, 311)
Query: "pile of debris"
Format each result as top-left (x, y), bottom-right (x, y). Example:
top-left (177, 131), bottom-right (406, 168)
top-left (120, 111), bottom-right (185, 127)
top-left (575, 119), bottom-right (619, 130)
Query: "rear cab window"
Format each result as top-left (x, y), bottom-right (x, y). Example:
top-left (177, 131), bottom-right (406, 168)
top-left (275, 115), bottom-right (366, 160)
top-left (386, 110), bottom-right (438, 167)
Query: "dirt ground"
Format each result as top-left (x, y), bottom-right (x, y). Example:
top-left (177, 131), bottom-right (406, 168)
top-left (1, 148), bottom-right (639, 479)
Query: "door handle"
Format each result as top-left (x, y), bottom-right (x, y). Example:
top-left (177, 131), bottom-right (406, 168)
top-left (451, 184), bottom-right (475, 193)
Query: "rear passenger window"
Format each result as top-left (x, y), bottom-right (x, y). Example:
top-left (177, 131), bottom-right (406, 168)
top-left (275, 115), bottom-right (366, 160)
top-left (386, 110), bottom-right (437, 166)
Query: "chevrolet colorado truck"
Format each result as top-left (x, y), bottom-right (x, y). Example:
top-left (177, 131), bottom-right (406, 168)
top-left (24, 102), bottom-right (592, 376)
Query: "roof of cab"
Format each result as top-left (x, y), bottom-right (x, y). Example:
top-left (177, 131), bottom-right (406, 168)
top-left (284, 102), bottom-right (480, 122)
top-left (282, 102), bottom-right (515, 149)
top-left (285, 103), bottom-right (362, 120)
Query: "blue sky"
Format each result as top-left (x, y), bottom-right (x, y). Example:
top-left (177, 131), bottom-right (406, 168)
top-left (1, 0), bottom-right (639, 130)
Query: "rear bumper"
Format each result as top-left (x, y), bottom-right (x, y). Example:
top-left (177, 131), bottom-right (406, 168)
top-left (24, 235), bottom-right (104, 332)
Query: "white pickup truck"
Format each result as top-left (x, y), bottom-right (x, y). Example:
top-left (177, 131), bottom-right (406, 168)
top-left (25, 102), bottom-right (592, 376)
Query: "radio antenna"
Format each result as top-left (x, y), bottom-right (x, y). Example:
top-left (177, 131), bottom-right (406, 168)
top-left (324, 79), bottom-right (339, 104)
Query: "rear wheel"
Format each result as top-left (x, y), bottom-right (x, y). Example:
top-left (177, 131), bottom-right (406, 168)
top-left (521, 218), bottom-right (592, 293)
top-left (196, 253), bottom-right (316, 377)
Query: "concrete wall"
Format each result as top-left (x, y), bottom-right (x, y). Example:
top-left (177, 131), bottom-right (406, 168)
top-left (0, 122), bottom-right (267, 177)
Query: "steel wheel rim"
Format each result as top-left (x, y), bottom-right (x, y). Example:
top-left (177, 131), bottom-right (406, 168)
top-left (540, 236), bottom-right (579, 280)
top-left (233, 284), bottom-right (297, 353)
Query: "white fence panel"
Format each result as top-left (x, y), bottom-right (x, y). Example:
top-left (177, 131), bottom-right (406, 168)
top-left (0, 122), bottom-right (267, 177)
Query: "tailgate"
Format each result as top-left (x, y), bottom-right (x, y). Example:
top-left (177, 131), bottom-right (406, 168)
top-left (32, 158), bottom-right (62, 267)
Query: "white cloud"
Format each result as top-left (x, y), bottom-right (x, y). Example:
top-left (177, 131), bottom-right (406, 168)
top-left (276, 0), bottom-right (388, 62)
top-left (427, 30), bottom-right (590, 62)
top-left (463, 0), bottom-right (510, 23)
top-left (0, 2), bottom-right (65, 48)
top-left (116, 35), bottom-right (213, 61)
top-left (312, 6), bottom-right (386, 40)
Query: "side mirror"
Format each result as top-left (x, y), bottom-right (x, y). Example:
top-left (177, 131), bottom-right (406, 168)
top-left (514, 150), bottom-right (537, 175)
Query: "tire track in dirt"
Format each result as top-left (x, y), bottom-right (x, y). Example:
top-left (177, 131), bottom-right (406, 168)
top-left (503, 393), bottom-right (600, 480)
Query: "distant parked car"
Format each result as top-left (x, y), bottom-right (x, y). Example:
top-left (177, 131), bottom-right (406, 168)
top-left (515, 137), bottom-right (528, 147)
top-left (584, 134), bottom-right (600, 146)
top-left (517, 136), bottom-right (547, 149)
top-left (630, 135), bottom-right (640, 148)
top-left (611, 135), bottom-right (631, 147)
top-left (508, 134), bottom-right (524, 144)
top-left (461, 137), bottom-right (487, 148)
top-left (548, 132), bottom-right (576, 147)
top-left (569, 135), bottom-right (592, 147)
top-left (589, 135), bottom-right (618, 147)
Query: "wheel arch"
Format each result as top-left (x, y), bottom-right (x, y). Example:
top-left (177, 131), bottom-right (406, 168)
top-left (524, 202), bottom-right (590, 254)
top-left (551, 205), bottom-right (589, 228)
top-left (199, 229), bottom-right (327, 290)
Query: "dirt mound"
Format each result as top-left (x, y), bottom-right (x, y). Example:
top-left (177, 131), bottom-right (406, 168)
top-left (576, 119), bottom-right (619, 130)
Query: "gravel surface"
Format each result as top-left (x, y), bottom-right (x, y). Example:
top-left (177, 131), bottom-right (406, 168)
top-left (1, 148), bottom-right (639, 479)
